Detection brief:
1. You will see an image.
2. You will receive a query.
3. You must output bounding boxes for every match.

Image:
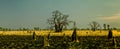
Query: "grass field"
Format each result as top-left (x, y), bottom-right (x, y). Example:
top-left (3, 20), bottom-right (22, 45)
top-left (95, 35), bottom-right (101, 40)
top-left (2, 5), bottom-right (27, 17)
top-left (0, 30), bottom-right (120, 49)
top-left (0, 35), bottom-right (120, 49)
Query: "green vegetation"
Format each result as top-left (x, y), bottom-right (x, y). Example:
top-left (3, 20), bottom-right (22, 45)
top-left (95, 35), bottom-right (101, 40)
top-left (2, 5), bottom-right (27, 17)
top-left (0, 10), bottom-right (119, 49)
top-left (0, 35), bottom-right (119, 49)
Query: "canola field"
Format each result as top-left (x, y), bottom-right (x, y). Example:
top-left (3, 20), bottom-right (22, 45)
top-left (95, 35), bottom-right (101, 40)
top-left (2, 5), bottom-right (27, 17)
top-left (0, 30), bottom-right (120, 36)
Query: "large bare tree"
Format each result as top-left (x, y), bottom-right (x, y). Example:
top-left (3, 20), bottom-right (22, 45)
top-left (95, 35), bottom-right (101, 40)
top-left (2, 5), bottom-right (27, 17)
top-left (47, 10), bottom-right (71, 32)
top-left (89, 21), bottom-right (100, 31)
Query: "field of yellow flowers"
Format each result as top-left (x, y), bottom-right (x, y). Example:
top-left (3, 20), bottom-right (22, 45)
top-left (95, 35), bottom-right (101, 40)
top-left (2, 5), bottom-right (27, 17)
top-left (0, 30), bottom-right (120, 37)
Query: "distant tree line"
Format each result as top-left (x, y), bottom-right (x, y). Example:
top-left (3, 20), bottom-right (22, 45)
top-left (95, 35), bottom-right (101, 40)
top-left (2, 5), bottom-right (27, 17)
top-left (0, 27), bottom-right (42, 31)
top-left (0, 24), bottom-right (118, 31)
top-left (89, 21), bottom-right (118, 31)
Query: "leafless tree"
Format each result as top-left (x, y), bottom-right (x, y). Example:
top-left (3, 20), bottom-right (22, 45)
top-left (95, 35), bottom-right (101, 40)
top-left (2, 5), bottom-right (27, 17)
top-left (89, 21), bottom-right (100, 31)
top-left (47, 10), bottom-right (72, 32)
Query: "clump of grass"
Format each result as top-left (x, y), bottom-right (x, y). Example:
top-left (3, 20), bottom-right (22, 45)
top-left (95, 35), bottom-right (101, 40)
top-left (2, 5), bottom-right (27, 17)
top-left (112, 37), bottom-right (117, 48)
top-left (43, 33), bottom-right (50, 47)
top-left (62, 33), bottom-right (66, 43)
top-left (43, 36), bottom-right (50, 47)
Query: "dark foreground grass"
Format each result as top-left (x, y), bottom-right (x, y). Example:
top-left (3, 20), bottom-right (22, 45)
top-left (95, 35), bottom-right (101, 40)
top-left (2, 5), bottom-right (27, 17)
top-left (0, 35), bottom-right (120, 49)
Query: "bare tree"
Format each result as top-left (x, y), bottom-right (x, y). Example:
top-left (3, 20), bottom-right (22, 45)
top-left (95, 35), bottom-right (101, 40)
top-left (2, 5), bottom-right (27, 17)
top-left (47, 10), bottom-right (71, 32)
top-left (89, 21), bottom-right (100, 31)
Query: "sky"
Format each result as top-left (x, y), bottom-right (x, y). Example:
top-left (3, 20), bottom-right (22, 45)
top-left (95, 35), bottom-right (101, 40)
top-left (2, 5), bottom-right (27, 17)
top-left (0, 0), bottom-right (120, 29)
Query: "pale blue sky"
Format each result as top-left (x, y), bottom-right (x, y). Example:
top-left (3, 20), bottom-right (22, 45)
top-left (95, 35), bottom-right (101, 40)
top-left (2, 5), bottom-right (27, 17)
top-left (0, 0), bottom-right (120, 29)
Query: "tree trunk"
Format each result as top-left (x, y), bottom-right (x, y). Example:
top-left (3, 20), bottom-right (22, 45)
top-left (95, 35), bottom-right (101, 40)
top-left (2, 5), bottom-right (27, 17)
top-left (55, 24), bottom-right (59, 32)
top-left (92, 28), bottom-right (95, 31)
top-left (93, 28), bottom-right (95, 31)
top-left (59, 25), bottom-right (63, 32)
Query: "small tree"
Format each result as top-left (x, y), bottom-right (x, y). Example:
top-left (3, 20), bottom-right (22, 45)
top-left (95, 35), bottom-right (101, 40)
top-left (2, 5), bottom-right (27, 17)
top-left (112, 27), bottom-right (117, 30)
top-left (89, 21), bottom-right (100, 31)
top-left (107, 25), bottom-right (110, 30)
top-left (34, 27), bottom-right (39, 30)
top-left (47, 10), bottom-right (71, 32)
top-left (0, 27), bottom-right (2, 29)
top-left (103, 24), bottom-right (106, 30)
